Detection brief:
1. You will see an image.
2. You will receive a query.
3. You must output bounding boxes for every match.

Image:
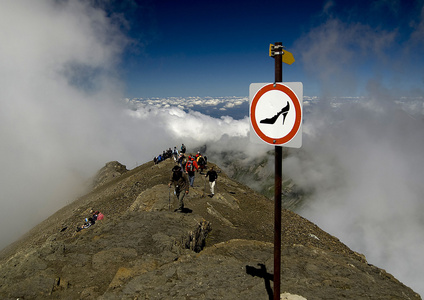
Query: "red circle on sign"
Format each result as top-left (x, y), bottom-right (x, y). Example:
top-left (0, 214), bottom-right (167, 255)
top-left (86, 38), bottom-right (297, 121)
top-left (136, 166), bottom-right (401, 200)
top-left (250, 83), bottom-right (301, 145)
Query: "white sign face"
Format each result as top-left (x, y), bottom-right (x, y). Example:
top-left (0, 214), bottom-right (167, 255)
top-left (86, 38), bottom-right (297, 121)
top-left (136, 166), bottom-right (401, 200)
top-left (249, 82), bottom-right (303, 148)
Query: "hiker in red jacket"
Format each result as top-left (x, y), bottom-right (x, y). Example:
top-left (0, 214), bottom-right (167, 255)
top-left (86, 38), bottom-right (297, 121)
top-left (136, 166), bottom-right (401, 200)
top-left (185, 156), bottom-right (199, 187)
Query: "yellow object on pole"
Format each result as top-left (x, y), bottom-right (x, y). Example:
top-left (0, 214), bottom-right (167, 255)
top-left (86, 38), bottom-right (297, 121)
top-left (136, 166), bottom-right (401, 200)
top-left (282, 49), bottom-right (295, 65)
top-left (269, 44), bottom-right (295, 65)
top-left (269, 44), bottom-right (275, 57)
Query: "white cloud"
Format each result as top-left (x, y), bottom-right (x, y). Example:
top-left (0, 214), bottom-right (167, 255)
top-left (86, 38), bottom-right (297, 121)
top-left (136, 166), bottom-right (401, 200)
top-left (286, 98), bottom-right (424, 295)
top-left (127, 104), bottom-right (250, 147)
top-left (127, 96), bottom-right (248, 114)
top-left (288, 4), bottom-right (424, 294)
top-left (0, 0), bottom-right (132, 249)
top-left (294, 18), bottom-right (396, 97)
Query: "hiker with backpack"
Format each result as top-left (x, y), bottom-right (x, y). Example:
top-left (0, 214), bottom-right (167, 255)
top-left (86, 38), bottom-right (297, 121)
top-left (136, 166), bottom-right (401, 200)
top-left (181, 143), bottom-right (187, 154)
top-left (168, 165), bottom-right (189, 212)
top-left (185, 156), bottom-right (199, 187)
top-left (205, 166), bottom-right (218, 196)
top-left (197, 154), bottom-right (206, 172)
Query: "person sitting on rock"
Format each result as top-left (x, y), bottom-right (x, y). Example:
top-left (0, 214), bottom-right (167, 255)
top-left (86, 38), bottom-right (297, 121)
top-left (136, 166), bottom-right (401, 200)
top-left (96, 211), bottom-right (104, 220)
top-left (90, 210), bottom-right (104, 221)
top-left (76, 217), bottom-right (95, 232)
top-left (90, 210), bottom-right (97, 220)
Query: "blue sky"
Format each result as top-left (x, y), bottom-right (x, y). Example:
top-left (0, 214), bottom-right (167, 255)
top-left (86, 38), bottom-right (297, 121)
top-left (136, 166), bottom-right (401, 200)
top-left (109, 0), bottom-right (424, 98)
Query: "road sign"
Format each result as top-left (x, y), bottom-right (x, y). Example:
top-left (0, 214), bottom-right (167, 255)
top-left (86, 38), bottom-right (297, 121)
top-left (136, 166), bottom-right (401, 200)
top-left (249, 82), bottom-right (303, 148)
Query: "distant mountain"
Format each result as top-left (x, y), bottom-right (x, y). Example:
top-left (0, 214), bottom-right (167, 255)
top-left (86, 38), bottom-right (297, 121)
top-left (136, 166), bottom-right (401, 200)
top-left (0, 158), bottom-right (420, 299)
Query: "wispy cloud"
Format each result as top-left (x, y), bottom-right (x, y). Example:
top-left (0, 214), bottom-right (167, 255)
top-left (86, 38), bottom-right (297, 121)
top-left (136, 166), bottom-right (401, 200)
top-left (0, 0), bottom-right (252, 250)
top-left (0, 0), bottom-right (131, 249)
top-left (288, 1), bottom-right (424, 295)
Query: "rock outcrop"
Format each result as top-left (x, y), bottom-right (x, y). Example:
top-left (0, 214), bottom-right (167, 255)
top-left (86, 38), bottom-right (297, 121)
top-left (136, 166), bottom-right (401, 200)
top-left (92, 161), bottom-right (129, 189)
top-left (0, 158), bottom-right (421, 299)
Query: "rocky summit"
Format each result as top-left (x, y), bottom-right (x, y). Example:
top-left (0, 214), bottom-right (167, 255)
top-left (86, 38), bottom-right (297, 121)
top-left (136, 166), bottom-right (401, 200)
top-left (0, 158), bottom-right (421, 300)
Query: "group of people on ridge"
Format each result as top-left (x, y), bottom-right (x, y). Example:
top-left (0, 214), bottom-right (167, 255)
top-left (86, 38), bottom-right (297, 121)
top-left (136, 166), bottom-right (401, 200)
top-left (153, 146), bottom-right (179, 164)
top-left (76, 210), bottom-right (104, 232)
top-left (167, 144), bottom-right (218, 212)
top-left (154, 144), bottom-right (207, 172)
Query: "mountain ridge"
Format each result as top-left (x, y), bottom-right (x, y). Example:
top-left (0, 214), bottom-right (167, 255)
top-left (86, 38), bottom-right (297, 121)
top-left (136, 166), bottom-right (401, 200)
top-left (0, 158), bottom-right (420, 299)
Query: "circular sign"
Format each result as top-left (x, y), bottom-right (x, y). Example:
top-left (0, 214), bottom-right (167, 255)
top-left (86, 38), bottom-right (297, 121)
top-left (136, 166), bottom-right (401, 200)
top-left (250, 83), bottom-right (302, 145)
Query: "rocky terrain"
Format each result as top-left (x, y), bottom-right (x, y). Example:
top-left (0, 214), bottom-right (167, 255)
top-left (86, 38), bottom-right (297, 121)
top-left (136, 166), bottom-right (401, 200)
top-left (0, 157), bottom-right (421, 299)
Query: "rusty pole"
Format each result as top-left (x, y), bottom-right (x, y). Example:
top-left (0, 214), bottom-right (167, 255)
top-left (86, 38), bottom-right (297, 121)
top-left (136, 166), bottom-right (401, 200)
top-left (273, 41), bottom-right (283, 300)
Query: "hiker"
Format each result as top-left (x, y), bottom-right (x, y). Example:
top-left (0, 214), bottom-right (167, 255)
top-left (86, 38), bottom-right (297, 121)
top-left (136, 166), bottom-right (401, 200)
top-left (91, 210), bottom-right (104, 221)
top-left (177, 153), bottom-right (185, 169)
top-left (197, 153), bottom-right (207, 172)
top-left (168, 165), bottom-right (189, 212)
top-left (181, 143), bottom-right (186, 154)
top-left (205, 166), bottom-right (218, 196)
top-left (185, 156), bottom-right (199, 187)
top-left (167, 148), bottom-right (172, 159)
top-left (97, 211), bottom-right (104, 220)
top-left (90, 210), bottom-right (98, 220)
top-left (173, 147), bottom-right (179, 161)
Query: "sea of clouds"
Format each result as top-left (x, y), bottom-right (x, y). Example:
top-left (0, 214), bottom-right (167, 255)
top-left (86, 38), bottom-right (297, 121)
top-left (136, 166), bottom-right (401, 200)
top-left (285, 94), bottom-right (424, 295)
top-left (126, 91), bottom-right (424, 296)
top-left (285, 3), bottom-right (424, 294)
top-left (1, 0), bottom-right (424, 297)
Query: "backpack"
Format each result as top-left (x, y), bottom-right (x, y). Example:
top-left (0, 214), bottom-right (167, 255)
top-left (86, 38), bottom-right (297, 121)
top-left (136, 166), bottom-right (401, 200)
top-left (198, 156), bottom-right (205, 165)
top-left (187, 161), bottom-right (194, 172)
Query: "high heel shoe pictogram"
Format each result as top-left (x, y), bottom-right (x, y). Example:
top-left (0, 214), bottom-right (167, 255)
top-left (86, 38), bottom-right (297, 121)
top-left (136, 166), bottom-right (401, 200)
top-left (260, 102), bottom-right (290, 125)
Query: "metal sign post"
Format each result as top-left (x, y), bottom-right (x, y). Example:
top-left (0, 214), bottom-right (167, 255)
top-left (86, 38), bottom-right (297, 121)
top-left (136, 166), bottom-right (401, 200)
top-left (273, 41), bottom-right (283, 300)
top-left (249, 42), bottom-right (302, 300)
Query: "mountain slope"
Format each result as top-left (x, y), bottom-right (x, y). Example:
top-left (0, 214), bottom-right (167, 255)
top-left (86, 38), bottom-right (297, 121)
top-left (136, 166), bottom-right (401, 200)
top-left (0, 158), bottom-right (420, 299)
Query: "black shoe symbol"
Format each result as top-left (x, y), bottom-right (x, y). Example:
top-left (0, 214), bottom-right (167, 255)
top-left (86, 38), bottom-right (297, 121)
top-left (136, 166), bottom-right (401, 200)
top-left (260, 102), bottom-right (290, 125)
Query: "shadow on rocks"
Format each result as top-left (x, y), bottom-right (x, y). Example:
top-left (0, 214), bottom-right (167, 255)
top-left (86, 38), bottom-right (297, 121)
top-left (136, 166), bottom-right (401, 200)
top-left (246, 263), bottom-right (273, 300)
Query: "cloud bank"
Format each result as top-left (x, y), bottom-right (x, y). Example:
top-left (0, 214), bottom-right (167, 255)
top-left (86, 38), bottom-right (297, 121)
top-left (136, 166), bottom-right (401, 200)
top-left (127, 96), bottom-right (249, 120)
top-left (0, 0), bottom-right (136, 249)
top-left (0, 1), bottom-right (257, 250)
top-left (286, 2), bottom-right (424, 295)
top-left (285, 92), bottom-right (424, 290)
